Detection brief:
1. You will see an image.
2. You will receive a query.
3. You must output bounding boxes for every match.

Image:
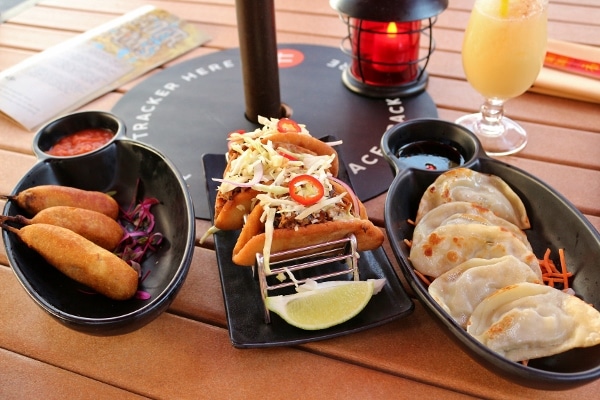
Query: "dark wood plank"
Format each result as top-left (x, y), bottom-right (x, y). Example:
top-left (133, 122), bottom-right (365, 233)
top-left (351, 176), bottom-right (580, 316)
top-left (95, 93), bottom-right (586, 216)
top-left (0, 267), bottom-right (474, 400)
top-left (0, 348), bottom-right (148, 400)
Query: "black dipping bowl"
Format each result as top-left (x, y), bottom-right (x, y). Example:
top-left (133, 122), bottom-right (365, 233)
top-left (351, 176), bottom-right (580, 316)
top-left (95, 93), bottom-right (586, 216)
top-left (381, 118), bottom-right (600, 389)
top-left (3, 111), bottom-right (196, 335)
top-left (32, 110), bottom-right (122, 158)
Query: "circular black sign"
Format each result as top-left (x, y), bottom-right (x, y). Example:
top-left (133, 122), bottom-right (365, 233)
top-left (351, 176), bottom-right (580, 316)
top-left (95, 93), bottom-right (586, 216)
top-left (112, 44), bottom-right (437, 219)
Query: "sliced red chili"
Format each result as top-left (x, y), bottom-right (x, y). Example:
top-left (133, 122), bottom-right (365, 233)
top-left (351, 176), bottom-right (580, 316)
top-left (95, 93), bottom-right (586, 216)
top-left (277, 118), bottom-right (301, 133)
top-left (288, 174), bottom-right (325, 206)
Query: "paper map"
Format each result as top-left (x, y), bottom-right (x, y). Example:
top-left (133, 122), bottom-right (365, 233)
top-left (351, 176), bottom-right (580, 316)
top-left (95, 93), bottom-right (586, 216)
top-left (0, 5), bottom-right (209, 130)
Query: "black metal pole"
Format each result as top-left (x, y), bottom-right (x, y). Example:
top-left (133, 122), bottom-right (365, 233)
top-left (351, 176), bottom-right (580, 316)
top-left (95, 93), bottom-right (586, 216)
top-left (235, 0), bottom-right (284, 123)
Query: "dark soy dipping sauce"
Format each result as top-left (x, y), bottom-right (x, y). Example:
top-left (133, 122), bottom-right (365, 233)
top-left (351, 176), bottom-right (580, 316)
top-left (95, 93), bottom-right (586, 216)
top-left (397, 140), bottom-right (465, 171)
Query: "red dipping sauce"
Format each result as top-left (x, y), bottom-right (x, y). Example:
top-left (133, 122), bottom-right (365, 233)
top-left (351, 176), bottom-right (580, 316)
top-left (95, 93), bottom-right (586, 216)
top-left (46, 128), bottom-right (114, 156)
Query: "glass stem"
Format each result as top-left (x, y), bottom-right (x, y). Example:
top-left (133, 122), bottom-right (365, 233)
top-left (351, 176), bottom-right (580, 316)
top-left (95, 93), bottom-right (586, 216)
top-left (478, 98), bottom-right (506, 136)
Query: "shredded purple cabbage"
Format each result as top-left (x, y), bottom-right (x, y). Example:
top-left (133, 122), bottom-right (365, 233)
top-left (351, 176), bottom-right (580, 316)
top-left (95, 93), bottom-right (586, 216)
top-left (115, 190), bottom-right (164, 300)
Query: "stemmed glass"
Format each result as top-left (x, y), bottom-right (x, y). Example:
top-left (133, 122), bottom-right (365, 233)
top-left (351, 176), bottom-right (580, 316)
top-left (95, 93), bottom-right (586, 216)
top-left (456, 0), bottom-right (548, 156)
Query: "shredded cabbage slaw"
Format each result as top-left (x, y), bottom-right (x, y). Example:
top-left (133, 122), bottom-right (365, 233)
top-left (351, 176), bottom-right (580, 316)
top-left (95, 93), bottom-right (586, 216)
top-left (209, 116), bottom-right (361, 271)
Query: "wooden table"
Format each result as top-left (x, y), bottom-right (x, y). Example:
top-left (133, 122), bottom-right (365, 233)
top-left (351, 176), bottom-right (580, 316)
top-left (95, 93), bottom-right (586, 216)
top-left (1, 1), bottom-right (599, 398)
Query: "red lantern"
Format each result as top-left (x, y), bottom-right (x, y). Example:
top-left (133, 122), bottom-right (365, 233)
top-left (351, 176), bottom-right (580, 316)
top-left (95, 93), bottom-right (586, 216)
top-left (350, 19), bottom-right (421, 85)
top-left (331, 0), bottom-right (448, 98)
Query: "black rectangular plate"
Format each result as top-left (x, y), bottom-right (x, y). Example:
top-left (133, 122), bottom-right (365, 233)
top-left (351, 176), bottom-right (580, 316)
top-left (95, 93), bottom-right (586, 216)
top-left (203, 153), bottom-right (414, 348)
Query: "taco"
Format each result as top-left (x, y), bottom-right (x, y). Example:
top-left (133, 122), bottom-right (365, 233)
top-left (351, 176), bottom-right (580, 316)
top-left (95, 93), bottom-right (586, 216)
top-left (213, 117), bottom-right (340, 230)
top-left (231, 178), bottom-right (384, 267)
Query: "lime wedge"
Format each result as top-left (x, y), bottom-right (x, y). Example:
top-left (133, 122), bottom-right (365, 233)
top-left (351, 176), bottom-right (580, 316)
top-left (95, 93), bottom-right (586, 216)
top-left (265, 280), bottom-right (377, 330)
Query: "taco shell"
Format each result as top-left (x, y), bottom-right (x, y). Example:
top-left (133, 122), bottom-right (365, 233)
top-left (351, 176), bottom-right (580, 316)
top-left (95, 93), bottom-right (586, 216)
top-left (264, 132), bottom-right (339, 177)
top-left (231, 182), bottom-right (384, 266)
top-left (214, 188), bottom-right (259, 231)
top-left (213, 132), bottom-right (339, 231)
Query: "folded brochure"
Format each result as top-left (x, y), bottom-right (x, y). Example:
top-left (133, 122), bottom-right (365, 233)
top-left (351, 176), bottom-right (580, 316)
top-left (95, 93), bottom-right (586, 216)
top-left (0, 5), bottom-right (210, 131)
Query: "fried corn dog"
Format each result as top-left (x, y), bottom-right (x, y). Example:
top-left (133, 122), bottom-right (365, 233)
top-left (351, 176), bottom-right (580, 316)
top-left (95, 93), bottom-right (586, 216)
top-left (1, 206), bottom-right (123, 250)
top-left (5, 223), bottom-right (138, 300)
top-left (4, 185), bottom-right (119, 219)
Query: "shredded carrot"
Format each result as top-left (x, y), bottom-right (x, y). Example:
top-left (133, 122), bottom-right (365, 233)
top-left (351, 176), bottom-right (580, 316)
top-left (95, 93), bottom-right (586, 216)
top-left (543, 272), bottom-right (573, 278)
top-left (403, 238), bottom-right (412, 248)
top-left (559, 248), bottom-right (569, 289)
top-left (521, 359), bottom-right (529, 366)
top-left (407, 218), bottom-right (415, 226)
top-left (414, 269), bottom-right (432, 286)
top-left (539, 248), bottom-right (571, 290)
top-left (540, 248), bottom-right (554, 274)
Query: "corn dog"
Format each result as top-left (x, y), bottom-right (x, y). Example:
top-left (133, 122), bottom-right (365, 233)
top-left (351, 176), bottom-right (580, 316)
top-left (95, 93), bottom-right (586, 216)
top-left (3, 185), bottom-right (119, 219)
top-left (1, 206), bottom-right (123, 250)
top-left (4, 223), bottom-right (138, 300)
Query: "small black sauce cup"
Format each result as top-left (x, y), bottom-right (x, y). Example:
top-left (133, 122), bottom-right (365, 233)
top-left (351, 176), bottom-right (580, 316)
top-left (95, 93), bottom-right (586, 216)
top-left (32, 110), bottom-right (125, 159)
top-left (381, 117), bottom-right (481, 174)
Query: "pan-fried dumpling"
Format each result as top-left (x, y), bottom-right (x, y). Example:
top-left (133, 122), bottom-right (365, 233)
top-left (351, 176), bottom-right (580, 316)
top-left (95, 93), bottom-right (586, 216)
top-left (467, 282), bottom-right (600, 362)
top-left (428, 256), bottom-right (542, 328)
top-left (413, 201), bottom-right (530, 250)
top-left (409, 223), bottom-right (540, 278)
top-left (415, 168), bottom-right (530, 229)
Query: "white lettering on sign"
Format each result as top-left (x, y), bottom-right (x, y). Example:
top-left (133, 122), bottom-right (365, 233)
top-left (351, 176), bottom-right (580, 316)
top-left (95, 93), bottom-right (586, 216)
top-left (386, 98), bottom-right (406, 131)
top-left (129, 60), bottom-right (236, 184)
top-left (347, 99), bottom-right (408, 174)
top-left (180, 59), bottom-right (235, 81)
top-left (336, 97), bottom-right (405, 176)
top-left (278, 52), bottom-right (294, 65)
top-left (348, 146), bottom-right (384, 175)
top-left (131, 82), bottom-right (180, 140)
top-left (325, 58), bottom-right (349, 71)
top-left (325, 60), bottom-right (395, 176)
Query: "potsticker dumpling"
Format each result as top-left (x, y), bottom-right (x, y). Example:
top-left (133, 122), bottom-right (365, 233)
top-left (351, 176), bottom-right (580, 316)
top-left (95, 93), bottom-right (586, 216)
top-left (428, 256), bottom-right (542, 328)
top-left (415, 168), bottom-right (530, 229)
top-left (412, 201), bottom-right (530, 251)
top-left (409, 223), bottom-right (540, 278)
top-left (467, 282), bottom-right (600, 362)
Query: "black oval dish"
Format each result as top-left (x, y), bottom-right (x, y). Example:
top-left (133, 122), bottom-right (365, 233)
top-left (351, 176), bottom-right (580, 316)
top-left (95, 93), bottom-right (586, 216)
top-left (2, 111), bottom-right (196, 335)
top-left (381, 118), bottom-right (600, 389)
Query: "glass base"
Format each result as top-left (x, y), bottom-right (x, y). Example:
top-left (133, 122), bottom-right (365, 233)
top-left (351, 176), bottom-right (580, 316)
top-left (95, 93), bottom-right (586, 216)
top-left (455, 113), bottom-right (527, 156)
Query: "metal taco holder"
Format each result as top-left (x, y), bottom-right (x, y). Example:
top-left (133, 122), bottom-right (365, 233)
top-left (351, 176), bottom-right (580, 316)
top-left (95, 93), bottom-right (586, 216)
top-left (254, 233), bottom-right (359, 324)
